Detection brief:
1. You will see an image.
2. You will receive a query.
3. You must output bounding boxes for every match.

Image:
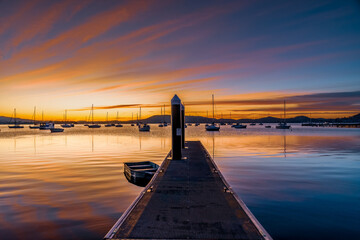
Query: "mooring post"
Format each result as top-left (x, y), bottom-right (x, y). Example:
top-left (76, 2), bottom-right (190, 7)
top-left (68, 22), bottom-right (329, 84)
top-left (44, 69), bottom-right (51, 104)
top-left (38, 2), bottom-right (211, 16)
top-left (181, 103), bottom-right (185, 148)
top-left (171, 94), bottom-right (182, 159)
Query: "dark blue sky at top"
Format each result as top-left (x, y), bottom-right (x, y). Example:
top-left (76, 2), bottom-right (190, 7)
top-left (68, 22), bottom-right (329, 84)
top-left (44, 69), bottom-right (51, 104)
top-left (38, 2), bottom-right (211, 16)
top-left (0, 0), bottom-right (359, 115)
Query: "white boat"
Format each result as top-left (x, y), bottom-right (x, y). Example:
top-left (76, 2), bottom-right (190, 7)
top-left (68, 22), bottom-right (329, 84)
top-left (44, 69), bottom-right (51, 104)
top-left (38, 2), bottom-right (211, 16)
top-left (39, 122), bottom-right (53, 130)
top-left (8, 108), bottom-right (24, 129)
top-left (206, 94), bottom-right (220, 131)
top-left (276, 100), bottom-right (291, 129)
top-left (61, 110), bottom-right (72, 128)
top-left (88, 104), bottom-right (101, 128)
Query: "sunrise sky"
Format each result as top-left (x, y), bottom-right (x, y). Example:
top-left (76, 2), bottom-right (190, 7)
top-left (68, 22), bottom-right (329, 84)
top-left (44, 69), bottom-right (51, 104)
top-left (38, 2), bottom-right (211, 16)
top-left (0, 0), bottom-right (359, 121)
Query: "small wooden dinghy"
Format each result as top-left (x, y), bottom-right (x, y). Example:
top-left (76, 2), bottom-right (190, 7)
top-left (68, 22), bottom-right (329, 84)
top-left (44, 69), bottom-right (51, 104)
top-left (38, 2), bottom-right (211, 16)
top-left (124, 161), bottom-right (159, 187)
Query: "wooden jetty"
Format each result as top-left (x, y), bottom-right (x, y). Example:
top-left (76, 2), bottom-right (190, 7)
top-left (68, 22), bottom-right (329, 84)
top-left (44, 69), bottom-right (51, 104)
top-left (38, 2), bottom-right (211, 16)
top-left (104, 95), bottom-right (271, 239)
top-left (104, 141), bottom-right (271, 240)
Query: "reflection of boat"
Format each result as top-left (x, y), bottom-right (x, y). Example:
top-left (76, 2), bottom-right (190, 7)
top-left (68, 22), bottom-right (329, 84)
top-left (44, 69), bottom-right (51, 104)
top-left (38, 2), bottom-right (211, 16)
top-left (195, 123), bottom-right (200, 126)
top-left (259, 123), bottom-right (263, 125)
top-left (265, 125), bottom-right (271, 128)
top-left (124, 161), bottom-right (159, 187)
top-left (206, 94), bottom-right (220, 131)
top-left (250, 123), bottom-right (256, 126)
top-left (88, 104), bottom-right (101, 128)
top-left (276, 100), bottom-right (291, 129)
top-left (8, 108), bottom-right (24, 128)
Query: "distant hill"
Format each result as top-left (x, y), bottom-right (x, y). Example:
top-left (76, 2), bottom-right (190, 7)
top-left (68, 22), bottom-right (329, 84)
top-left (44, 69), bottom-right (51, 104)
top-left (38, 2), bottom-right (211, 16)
top-left (1, 113), bottom-right (359, 124)
top-left (123, 113), bottom-right (360, 124)
top-left (0, 116), bottom-right (32, 124)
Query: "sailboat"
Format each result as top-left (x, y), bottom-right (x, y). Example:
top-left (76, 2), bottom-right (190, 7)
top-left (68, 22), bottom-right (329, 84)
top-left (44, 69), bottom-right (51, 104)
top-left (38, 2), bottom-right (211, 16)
top-left (158, 107), bottom-right (164, 127)
top-left (39, 111), bottom-right (52, 130)
top-left (105, 112), bottom-right (113, 127)
top-left (29, 107), bottom-right (40, 129)
top-left (88, 104), bottom-right (101, 128)
top-left (139, 107), bottom-right (150, 131)
top-left (276, 100), bottom-right (291, 129)
top-left (206, 95), bottom-right (220, 131)
top-left (8, 108), bottom-right (24, 128)
top-left (61, 110), bottom-right (71, 128)
top-left (115, 111), bottom-right (123, 127)
top-left (131, 113), bottom-right (135, 126)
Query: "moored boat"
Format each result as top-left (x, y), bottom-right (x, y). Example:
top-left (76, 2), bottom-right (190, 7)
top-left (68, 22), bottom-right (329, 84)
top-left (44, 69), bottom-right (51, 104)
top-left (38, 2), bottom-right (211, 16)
top-left (276, 100), bottom-right (291, 129)
top-left (8, 108), bottom-right (24, 128)
top-left (124, 161), bottom-right (159, 187)
top-left (88, 104), bottom-right (101, 128)
top-left (205, 94), bottom-right (220, 131)
top-left (233, 123), bottom-right (247, 129)
top-left (50, 128), bottom-right (64, 133)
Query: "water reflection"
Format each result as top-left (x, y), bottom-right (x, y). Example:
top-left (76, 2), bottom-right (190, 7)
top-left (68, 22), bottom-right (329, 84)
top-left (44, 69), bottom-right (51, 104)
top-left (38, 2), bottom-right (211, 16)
top-left (0, 124), bottom-right (359, 240)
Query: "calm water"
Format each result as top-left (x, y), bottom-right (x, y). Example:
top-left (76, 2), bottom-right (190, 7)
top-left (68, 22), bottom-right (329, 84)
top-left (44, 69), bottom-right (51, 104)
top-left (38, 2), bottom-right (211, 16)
top-left (0, 124), bottom-right (359, 240)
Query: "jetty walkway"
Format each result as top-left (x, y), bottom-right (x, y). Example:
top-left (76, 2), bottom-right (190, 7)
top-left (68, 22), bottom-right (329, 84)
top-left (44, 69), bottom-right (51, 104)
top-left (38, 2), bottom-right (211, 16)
top-left (104, 141), bottom-right (271, 240)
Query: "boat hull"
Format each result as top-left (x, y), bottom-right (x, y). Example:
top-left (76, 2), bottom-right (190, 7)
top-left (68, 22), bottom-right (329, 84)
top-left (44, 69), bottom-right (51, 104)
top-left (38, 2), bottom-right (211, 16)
top-left (8, 126), bottom-right (24, 129)
top-left (88, 125), bottom-right (101, 128)
top-left (124, 161), bottom-right (159, 187)
top-left (50, 128), bottom-right (64, 132)
top-left (234, 125), bottom-right (247, 129)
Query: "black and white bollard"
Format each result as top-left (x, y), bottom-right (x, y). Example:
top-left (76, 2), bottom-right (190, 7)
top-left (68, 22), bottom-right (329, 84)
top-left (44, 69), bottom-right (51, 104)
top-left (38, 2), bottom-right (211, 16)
top-left (171, 94), bottom-right (182, 160)
top-left (181, 103), bottom-right (185, 148)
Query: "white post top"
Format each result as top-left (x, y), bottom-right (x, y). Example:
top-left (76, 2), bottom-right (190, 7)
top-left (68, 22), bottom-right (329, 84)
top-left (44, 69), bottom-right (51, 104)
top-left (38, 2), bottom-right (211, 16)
top-left (171, 94), bottom-right (181, 105)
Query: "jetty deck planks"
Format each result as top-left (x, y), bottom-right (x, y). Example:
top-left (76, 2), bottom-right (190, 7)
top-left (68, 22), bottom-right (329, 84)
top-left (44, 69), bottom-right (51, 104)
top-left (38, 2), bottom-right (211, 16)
top-left (105, 141), bottom-right (271, 240)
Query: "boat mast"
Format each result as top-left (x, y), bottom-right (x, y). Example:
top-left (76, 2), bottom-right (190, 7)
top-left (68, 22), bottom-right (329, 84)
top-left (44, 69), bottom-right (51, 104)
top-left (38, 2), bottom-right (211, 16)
top-left (14, 108), bottom-right (17, 125)
top-left (92, 104), bottom-right (94, 124)
top-left (42, 111), bottom-right (44, 123)
top-left (117, 111), bottom-right (119, 122)
top-left (161, 106), bottom-right (162, 123)
top-left (33, 106), bottom-right (36, 125)
top-left (163, 104), bottom-right (166, 123)
top-left (106, 112), bottom-right (108, 123)
top-left (139, 107), bottom-right (141, 123)
top-left (212, 94), bottom-right (215, 123)
top-left (284, 100), bottom-right (286, 123)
